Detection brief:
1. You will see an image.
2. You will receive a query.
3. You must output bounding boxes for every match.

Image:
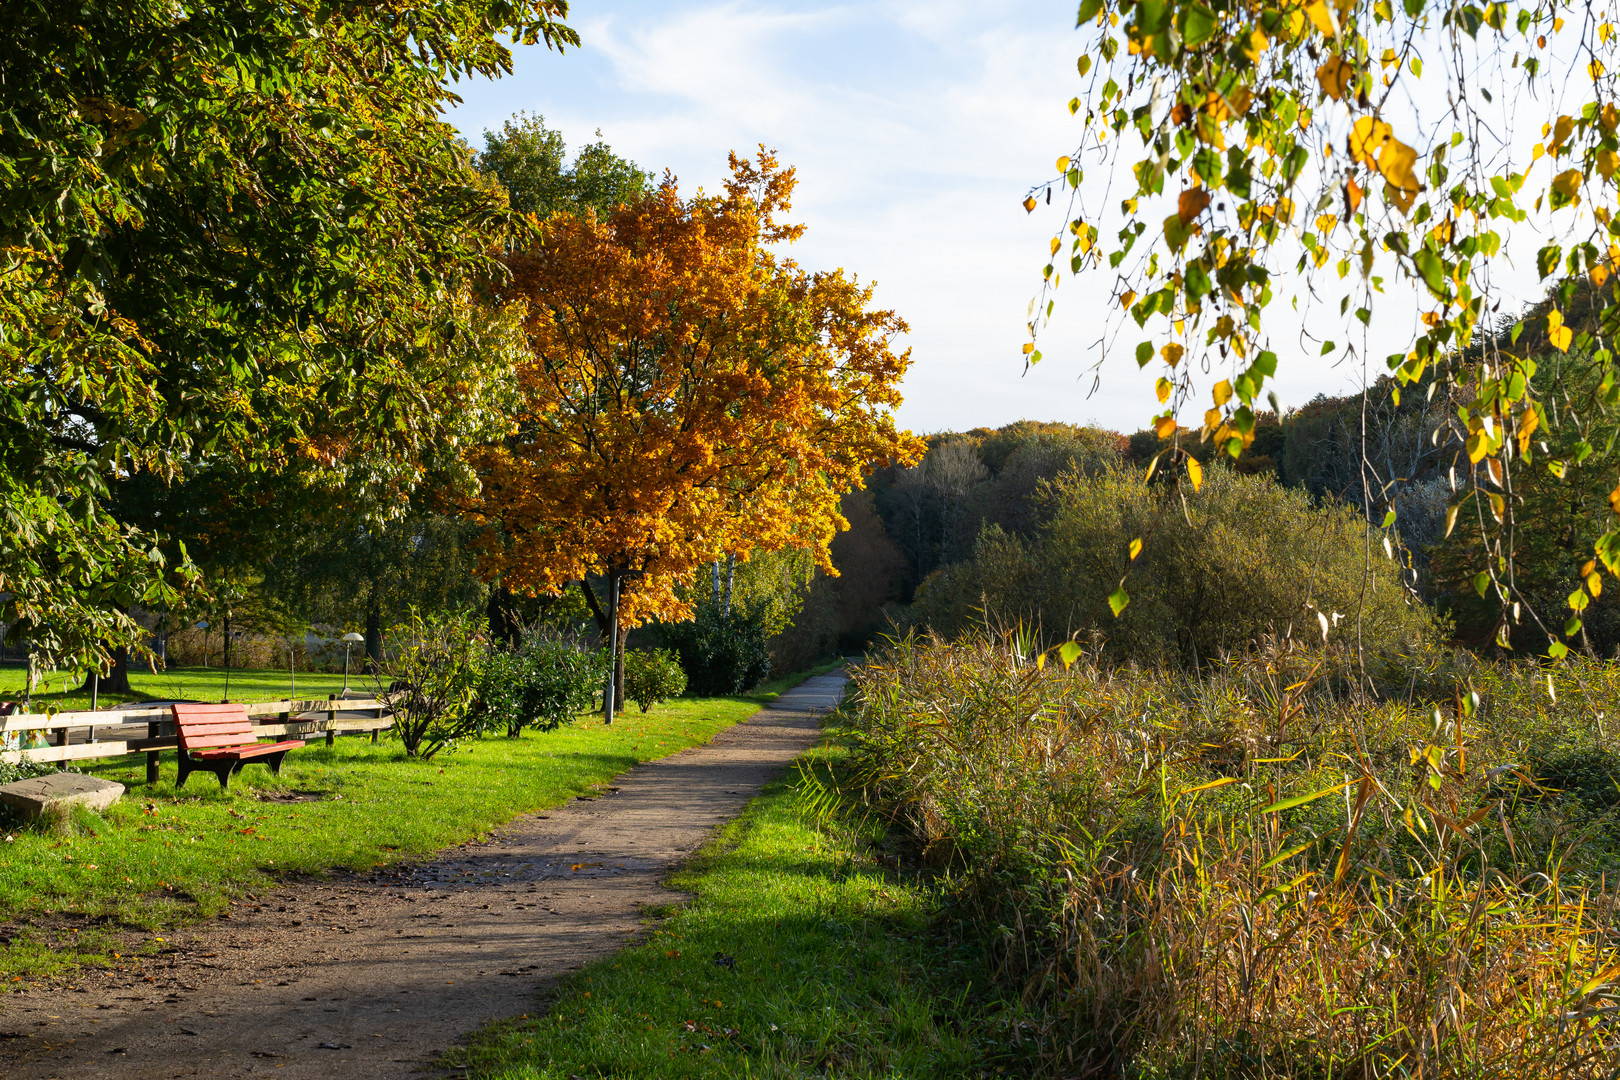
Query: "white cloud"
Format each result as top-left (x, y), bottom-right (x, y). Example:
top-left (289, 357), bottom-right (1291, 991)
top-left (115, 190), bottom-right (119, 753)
top-left (447, 1), bottom-right (1415, 433)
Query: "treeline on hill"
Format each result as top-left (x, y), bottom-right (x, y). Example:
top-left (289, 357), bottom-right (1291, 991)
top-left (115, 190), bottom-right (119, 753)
top-left (871, 323), bottom-right (1620, 664)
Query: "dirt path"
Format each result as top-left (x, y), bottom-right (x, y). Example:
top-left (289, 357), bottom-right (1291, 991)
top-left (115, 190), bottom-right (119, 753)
top-left (0, 672), bottom-right (847, 1079)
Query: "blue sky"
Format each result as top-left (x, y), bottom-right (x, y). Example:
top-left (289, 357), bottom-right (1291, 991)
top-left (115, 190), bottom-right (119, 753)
top-left (443, 1), bottom-right (1540, 434)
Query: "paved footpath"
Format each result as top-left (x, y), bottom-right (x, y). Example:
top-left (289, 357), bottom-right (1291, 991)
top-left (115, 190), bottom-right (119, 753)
top-left (0, 672), bottom-right (848, 1079)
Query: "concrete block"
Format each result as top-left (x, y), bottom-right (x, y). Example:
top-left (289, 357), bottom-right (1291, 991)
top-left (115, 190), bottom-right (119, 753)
top-left (0, 773), bottom-right (125, 820)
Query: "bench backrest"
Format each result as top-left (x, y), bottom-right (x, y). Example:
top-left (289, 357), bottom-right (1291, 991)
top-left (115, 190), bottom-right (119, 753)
top-left (173, 703), bottom-right (255, 752)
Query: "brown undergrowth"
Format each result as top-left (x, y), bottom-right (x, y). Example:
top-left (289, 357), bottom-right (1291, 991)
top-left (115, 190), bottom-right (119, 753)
top-left (829, 632), bottom-right (1620, 1078)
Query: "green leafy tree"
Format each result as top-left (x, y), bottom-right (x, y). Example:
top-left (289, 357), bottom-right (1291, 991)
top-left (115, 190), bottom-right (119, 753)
top-left (0, 0), bottom-right (574, 676)
top-left (476, 113), bottom-right (652, 221)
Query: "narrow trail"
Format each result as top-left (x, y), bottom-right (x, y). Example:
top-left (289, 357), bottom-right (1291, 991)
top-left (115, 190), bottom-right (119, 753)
top-left (0, 672), bottom-right (848, 1080)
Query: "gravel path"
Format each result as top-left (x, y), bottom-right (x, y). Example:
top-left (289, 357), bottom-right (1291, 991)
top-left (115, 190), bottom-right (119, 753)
top-left (0, 672), bottom-right (847, 1079)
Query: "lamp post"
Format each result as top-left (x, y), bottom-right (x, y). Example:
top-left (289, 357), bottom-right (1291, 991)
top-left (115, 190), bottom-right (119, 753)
top-left (341, 632), bottom-right (365, 693)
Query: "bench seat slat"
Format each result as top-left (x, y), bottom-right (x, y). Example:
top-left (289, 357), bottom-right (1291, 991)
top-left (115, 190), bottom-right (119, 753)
top-left (192, 739), bottom-right (304, 760)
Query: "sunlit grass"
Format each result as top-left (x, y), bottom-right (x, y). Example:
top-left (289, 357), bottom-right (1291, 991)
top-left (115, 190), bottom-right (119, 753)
top-left (455, 749), bottom-right (997, 1080)
top-left (0, 664), bottom-right (838, 983)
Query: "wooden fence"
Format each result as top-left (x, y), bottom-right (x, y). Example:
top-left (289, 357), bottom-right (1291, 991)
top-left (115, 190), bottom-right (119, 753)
top-left (0, 697), bottom-right (392, 783)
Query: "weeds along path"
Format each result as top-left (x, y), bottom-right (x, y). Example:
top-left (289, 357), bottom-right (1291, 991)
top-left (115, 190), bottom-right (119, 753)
top-left (0, 672), bottom-right (848, 1080)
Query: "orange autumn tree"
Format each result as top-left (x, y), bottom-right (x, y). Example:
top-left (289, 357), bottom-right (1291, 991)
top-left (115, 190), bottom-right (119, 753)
top-left (469, 150), bottom-right (919, 718)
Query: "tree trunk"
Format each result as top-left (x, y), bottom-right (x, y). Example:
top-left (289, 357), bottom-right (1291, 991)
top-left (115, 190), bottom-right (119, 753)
top-left (724, 553), bottom-right (735, 620)
top-left (614, 633), bottom-right (626, 715)
top-left (602, 573), bottom-right (621, 725)
top-left (487, 585), bottom-right (519, 649)
top-left (79, 641), bottom-right (133, 695)
top-left (365, 603), bottom-right (383, 671)
top-left (712, 560), bottom-right (722, 608)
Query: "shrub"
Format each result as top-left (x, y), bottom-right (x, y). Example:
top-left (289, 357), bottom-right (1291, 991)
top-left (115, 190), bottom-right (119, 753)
top-left (623, 648), bottom-right (686, 712)
top-left (377, 611), bottom-right (484, 759)
top-left (832, 632), bottom-right (1620, 1077)
top-left (476, 628), bottom-right (603, 737)
top-left (664, 609), bottom-right (771, 696)
top-left (911, 462), bottom-right (1434, 665)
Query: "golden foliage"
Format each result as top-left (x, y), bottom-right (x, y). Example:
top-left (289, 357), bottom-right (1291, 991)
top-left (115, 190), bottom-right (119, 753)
top-left (469, 149), bottom-right (921, 625)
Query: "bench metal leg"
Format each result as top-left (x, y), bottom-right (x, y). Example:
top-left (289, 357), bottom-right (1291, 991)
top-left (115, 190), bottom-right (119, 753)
top-left (265, 750), bottom-right (289, 776)
top-left (326, 729), bottom-right (335, 748)
top-left (146, 751), bottom-right (160, 785)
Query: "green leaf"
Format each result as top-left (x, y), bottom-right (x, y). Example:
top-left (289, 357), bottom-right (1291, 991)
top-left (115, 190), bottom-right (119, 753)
top-left (1414, 248), bottom-right (1446, 295)
top-left (1058, 641), bottom-right (1084, 667)
top-left (1380, 510), bottom-right (1397, 528)
top-left (1135, 341), bottom-right (1154, 367)
top-left (1181, 3), bottom-right (1218, 46)
top-left (1473, 572), bottom-right (1490, 598)
top-left (1107, 587), bottom-right (1130, 617)
top-left (1537, 245), bottom-right (1562, 280)
top-left (1258, 780), bottom-right (1356, 816)
top-left (1076, 0), bottom-right (1105, 25)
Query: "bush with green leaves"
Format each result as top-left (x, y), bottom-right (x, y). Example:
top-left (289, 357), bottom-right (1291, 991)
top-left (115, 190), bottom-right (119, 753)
top-left (911, 462), bottom-right (1434, 665)
top-left (624, 648), bottom-right (686, 712)
top-left (377, 612), bottom-right (485, 760)
top-left (664, 609), bottom-right (771, 696)
top-left (476, 629), bottom-right (604, 737)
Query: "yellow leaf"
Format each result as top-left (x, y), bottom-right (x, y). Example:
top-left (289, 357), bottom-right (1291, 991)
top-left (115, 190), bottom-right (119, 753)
top-left (1056, 155), bottom-right (1071, 173)
top-left (1213, 379), bottom-right (1233, 406)
top-left (1154, 415), bottom-right (1178, 439)
top-left (1599, 150), bottom-right (1619, 180)
top-left (1204, 407), bottom-right (1222, 428)
top-left (1551, 115), bottom-right (1574, 149)
top-left (1156, 377), bottom-right (1173, 402)
top-left (1610, 480), bottom-right (1620, 515)
top-left (1532, 143), bottom-right (1545, 162)
top-left (1591, 59), bottom-right (1606, 80)
top-left (1589, 572), bottom-right (1604, 597)
top-left (1229, 85), bottom-right (1252, 115)
top-left (1021, 342), bottom-right (1035, 354)
top-left (1517, 407), bottom-right (1539, 452)
top-left (1316, 55), bottom-right (1354, 100)
top-left (1023, 196), bottom-right (1037, 212)
top-left (1315, 213), bottom-right (1338, 233)
top-left (1161, 343), bottom-right (1185, 366)
top-left (1051, 236), bottom-right (1062, 256)
top-left (1349, 117), bottom-right (1392, 168)
top-left (1377, 136), bottom-right (1422, 192)
top-left (1346, 177), bottom-right (1363, 214)
top-left (1549, 309), bottom-right (1573, 351)
top-left (1592, 264), bottom-right (1610, 287)
top-left (1244, 28), bottom-right (1268, 60)
top-left (1120, 289), bottom-right (1136, 309)
top-left (1186, 456), bottom-right (1203, 491)
top-left (1128, 538), bottom-right (1143, 561)
top-left (1305, 0), bottom-right (1337, 36)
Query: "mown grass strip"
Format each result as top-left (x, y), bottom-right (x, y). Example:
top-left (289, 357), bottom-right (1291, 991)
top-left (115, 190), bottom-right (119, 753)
top-left (0, 663), bottom-right (842, 983)
top-left (454, 749), bottom-right (1002, 1080)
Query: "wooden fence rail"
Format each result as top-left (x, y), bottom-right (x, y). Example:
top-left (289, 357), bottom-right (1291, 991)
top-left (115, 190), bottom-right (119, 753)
top-left (0, 697), bottom-right (392, 783)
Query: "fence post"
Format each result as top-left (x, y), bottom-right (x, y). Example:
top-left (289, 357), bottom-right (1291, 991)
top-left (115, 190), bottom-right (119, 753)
top-left (326, 694), bottom-right (337, 747)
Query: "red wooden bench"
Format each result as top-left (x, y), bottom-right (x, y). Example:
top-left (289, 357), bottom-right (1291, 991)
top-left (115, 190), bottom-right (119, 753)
top-left (172, 703), bottom-right (305, 789)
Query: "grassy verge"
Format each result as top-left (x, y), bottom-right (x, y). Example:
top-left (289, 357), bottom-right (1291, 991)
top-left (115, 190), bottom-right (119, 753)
top-left (452, 748), bottom-right (1005, 1080)
top-left (0, 670), bottom-right (834, 983)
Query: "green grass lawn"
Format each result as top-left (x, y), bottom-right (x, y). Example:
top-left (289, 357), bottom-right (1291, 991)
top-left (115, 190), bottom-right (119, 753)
top-left (453, 749), bottom-right (1009, 1079)
top-left (0, 661), bottom-right (843, 983)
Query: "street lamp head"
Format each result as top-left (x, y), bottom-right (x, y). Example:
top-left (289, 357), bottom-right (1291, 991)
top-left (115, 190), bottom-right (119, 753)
top-left (341, 632), bottom-right (365, 643)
